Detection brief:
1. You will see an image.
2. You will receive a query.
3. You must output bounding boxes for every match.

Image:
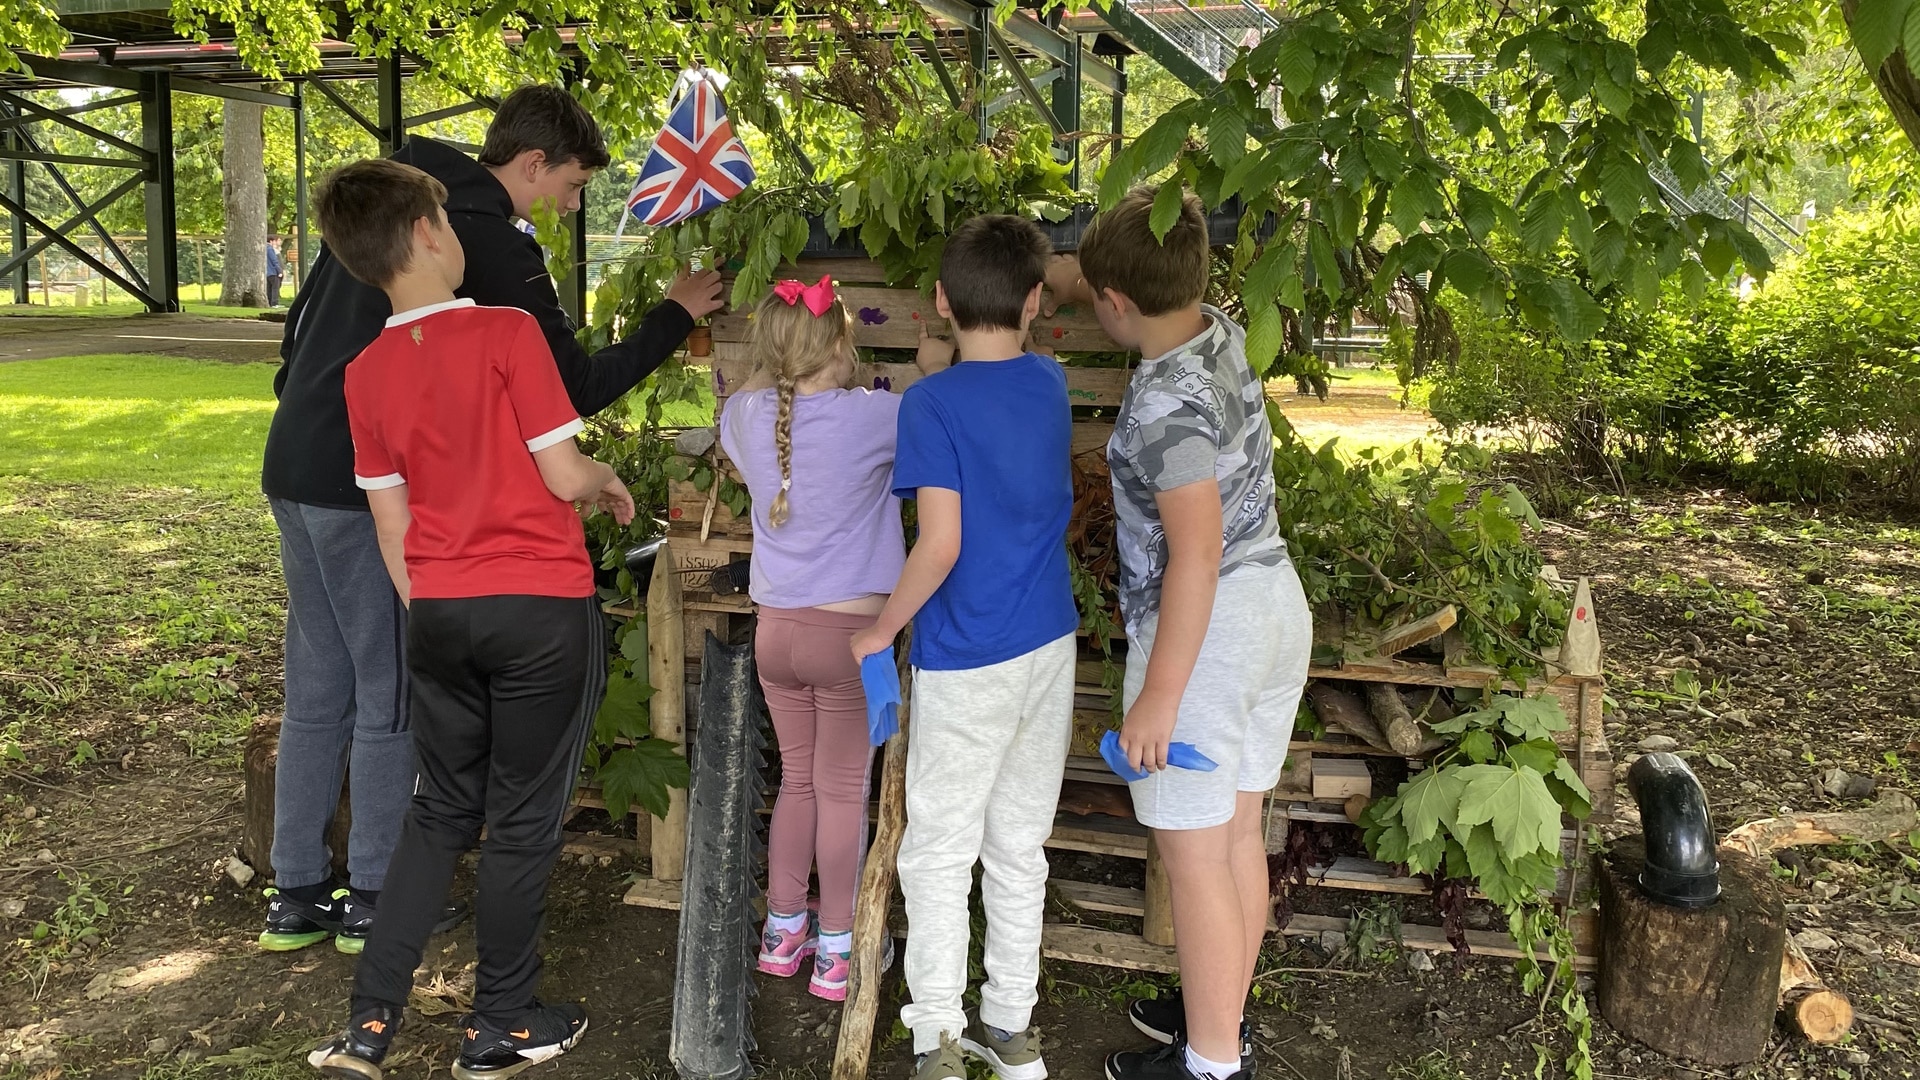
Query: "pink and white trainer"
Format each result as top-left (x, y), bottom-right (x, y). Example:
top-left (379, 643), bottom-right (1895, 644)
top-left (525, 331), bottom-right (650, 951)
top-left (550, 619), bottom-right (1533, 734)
top-left (757, 914), bottom-right (816, 977)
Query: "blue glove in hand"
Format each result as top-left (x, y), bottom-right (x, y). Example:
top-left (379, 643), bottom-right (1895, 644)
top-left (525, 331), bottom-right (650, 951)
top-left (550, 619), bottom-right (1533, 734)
top-left (1099, 729), bottom-right (1218, 783)
top-left (861, 650), bottom-right (901, 746)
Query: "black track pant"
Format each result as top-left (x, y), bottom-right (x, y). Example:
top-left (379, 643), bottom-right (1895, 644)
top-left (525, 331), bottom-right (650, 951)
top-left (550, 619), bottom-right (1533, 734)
top-left (352, 594), bottom-right (605, 1024)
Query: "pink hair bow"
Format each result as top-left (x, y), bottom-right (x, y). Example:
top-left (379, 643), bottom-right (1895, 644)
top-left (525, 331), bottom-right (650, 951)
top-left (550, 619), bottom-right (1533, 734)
top-left (771, 274), bottom-right (837, 317)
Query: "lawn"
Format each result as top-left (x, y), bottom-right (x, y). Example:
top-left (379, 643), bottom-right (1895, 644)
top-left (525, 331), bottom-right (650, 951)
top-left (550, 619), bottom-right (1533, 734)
top-left (0, 281), bottom-right (285, 319)
top-left (0, 354), bottom-right (279, 491)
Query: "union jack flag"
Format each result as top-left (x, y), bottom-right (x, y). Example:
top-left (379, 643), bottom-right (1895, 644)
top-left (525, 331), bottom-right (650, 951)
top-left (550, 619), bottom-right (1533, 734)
top-left (625, 72), bottom-right (756, 229)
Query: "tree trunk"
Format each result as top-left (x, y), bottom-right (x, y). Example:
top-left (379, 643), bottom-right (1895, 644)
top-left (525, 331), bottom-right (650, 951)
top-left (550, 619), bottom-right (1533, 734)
top-left (1842, 0), bottom-right (1920, 153)
top-left (220, 95), bottom-right (268, 308)
top-left (1595, 836), bottom-right (1785, 1066)
top-left (241, 714), bottom-right (350, 878)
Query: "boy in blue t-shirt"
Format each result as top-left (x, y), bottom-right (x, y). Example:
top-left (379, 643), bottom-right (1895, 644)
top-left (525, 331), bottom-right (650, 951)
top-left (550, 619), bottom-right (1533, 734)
top-left (850, 215), bottom-right (1077, 1080)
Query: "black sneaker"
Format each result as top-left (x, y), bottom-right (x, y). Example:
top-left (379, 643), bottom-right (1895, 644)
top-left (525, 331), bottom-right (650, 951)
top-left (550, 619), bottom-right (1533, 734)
top-left (454, 1001), bottom-right (589, 1080)
top-left (1105, 1039), bottom-right (1250, 1080)
top-left (307, 1004), bottom-right (401, 1080)
top-left (335, 895), bottom-right (472, 955)
top-left (1126, 995), bottom-right (1253, 1069)
top-left (260, 884), bottom-right (349, 952)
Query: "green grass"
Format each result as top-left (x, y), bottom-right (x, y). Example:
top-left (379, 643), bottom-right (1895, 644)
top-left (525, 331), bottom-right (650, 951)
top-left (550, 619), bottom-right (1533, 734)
top-left (0, 355), bottom-right (278, 491)
top-left (0, 300), bottom-right (271, 319)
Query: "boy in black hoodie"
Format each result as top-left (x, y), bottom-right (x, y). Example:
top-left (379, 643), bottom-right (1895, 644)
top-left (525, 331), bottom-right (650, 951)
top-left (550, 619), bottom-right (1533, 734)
top-left (258, 85), bottom-right (724, 954)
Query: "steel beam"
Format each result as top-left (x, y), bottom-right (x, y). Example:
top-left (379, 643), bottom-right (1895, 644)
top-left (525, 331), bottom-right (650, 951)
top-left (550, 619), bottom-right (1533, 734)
top-left (0, 91), bottom-right (150, 161)
top-left (170, 77), bottom-right (294, 108)
top-left (0, 146), bottom-right (144, 170)
top-left (6, 129), bottom-right (25, 303)
top-left (1054, 30), bottom-right (1083, 184)
top-left (404, 100), bottom-right (491, 127)
top-left (0, 93), bottom-right (142, 133)
top-left (9, 54), bottom-right (145, 92)
top-left (294, 83), bottom-right (312, 282)
top-left (0, 173), bottom-right (145, 280)
top-left (141, 71), bottom-right (179, 311)
top-left (307, 78), bottom-right (385, 143)
top-left (0, 99), bottom-right (147, 288)
top-left (0, 189), bottom-right (153, 304)
top-left (376, 53), bottom-right (404, 153)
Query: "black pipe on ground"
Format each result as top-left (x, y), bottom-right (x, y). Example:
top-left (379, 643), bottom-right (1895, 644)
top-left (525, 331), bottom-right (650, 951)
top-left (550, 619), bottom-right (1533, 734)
top-left (1628, 752), bottom-right (1721, 908)
top-left (670, 632), bottom-right (766, 1080)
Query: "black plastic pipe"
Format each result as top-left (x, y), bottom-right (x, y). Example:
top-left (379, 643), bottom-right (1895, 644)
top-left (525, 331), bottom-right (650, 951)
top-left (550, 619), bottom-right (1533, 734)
top-left (1627, 752), bottom-right (1721, 908)
top-left (623, 537), bottom-right (664, 599)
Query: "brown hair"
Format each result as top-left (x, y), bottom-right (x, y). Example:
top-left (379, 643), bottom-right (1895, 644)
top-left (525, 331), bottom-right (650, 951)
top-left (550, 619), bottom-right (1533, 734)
top-left (1076, 185), bottom-right (1209, 316)
top-left (937, 214), bottom-right (1053, 332)
top-left (314, 159), bottom-right (448, 289)
top-left (746, 288), bottom-right (856, 526)
top-left (479, 85), bottom-right (612, 171)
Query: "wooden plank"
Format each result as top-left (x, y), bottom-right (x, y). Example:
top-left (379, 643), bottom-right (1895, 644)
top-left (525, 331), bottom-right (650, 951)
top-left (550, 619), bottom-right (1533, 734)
top-left (1041, 924), bottom-right (1180, 973)
top-left (1311, 757), bottom-right (1372, 800)
top-left (648, 540), bottom-right (688, 882)
top-left (706, 354), bottom-right (1132, 406)
top-left (685, 595), bottom-right (755, 615)
top-left (1372, 605), bottom-right (1458, 658)
top-left (712, 284), bottom-right (1121, 353)
top-left (1280, 913), bottom-right (1598, 970)
top-left (1047, 819), bottom-right (1148, 858)
top-left (622, 876), bottom-right (684, 910)
top-left (667, 476), bottom-right (747, 535)
top-left (1053, 879), bottom-right (1146, 917)
top-left (561, 830), bottom-right (642, 860)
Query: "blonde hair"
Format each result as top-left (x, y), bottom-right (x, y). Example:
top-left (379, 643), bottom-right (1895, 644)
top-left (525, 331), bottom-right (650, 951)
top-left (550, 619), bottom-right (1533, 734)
top-left (746, 288), bottom-right (854, 526)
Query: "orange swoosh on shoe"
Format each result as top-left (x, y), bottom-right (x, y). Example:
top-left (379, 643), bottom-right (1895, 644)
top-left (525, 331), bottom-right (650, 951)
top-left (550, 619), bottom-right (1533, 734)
top-left (510, 1029), bottom-right (531, 1040)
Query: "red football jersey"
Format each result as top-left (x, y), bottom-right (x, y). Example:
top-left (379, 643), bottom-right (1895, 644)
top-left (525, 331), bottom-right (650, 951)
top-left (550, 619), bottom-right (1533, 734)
top-left (345, 299), bottom-right (594, 600)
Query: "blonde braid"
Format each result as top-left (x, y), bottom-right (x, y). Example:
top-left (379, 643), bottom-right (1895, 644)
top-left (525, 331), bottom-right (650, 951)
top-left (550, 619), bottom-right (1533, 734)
top-left (770, 370), bottom-right (796, 527)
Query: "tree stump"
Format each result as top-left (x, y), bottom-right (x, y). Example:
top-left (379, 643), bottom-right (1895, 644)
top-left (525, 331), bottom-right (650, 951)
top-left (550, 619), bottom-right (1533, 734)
top-left (241, 714), bottom-right (351, 879)
top-left (1596, 836), bottom-right (1784, 1065)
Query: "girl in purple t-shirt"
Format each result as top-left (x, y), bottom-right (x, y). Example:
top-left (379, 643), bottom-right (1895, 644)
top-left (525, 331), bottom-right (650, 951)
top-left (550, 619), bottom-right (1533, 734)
top-left (717, 277), bottom-right (949, 1000)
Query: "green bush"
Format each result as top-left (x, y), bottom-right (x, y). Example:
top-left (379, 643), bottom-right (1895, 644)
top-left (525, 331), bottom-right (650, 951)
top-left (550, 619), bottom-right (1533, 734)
top-left (1415, 209), bottom-right (1920, 504)
top-left (1721, 211), bottom-right (1920, 500)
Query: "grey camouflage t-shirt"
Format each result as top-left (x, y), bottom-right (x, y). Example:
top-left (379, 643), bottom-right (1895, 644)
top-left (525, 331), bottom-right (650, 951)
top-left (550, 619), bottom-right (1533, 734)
top-left (1108, 304), bottom-right (1286, 633)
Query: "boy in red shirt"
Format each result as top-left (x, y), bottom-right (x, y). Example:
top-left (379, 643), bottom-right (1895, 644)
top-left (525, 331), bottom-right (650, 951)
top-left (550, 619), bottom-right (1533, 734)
top-left (305, 158), bottom-right (632, 1080)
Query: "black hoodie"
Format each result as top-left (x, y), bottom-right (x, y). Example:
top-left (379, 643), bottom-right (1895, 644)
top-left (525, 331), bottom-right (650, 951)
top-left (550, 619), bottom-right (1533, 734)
top-left (262, 137), bottom-right (694, 510)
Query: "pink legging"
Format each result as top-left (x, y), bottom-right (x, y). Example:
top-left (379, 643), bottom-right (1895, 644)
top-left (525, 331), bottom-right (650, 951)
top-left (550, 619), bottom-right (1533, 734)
top-left (756, 606), bottom-right (876, 934)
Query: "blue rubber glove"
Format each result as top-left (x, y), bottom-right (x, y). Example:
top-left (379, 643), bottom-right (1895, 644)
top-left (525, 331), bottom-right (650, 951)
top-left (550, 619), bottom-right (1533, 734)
top-left (861, 650), bottom-right (901, 746)
top-left (1099, 730), bottom-right (1219, 782)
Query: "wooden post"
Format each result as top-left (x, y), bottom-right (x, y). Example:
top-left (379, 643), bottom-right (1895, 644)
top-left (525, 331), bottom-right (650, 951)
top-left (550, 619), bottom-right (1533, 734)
top-left (831, 643), bottom-right (911, 1080)
top-left (38, 251), bottom-right (47, 306)
top-left (1143, 834), bottom-right (1175, 946)
top-left (647, 539), bottom-right (688, 881)
top-left (1595, 836), bottom-right (1785, 1065)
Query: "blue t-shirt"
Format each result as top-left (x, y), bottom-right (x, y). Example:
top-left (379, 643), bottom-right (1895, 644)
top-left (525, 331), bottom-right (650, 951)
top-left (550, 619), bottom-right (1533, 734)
top-left (892, 354), bottom-right (1078, 671)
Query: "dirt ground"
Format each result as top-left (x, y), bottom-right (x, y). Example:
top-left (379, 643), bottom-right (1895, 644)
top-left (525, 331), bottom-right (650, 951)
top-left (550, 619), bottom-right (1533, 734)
top-left (0, 325), bottom-right (1915, 1080)
top-left (0, 314), bottom-right (284, 365)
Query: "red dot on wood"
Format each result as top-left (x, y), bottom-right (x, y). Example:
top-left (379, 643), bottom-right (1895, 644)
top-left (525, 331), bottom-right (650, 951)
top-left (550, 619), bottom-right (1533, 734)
top-left (1052, 327), bottom-right (1064, 338)
top-left (669, 508), bottom-right (683, 519)
top-left (1576, 606), bottom-right (1588, 620)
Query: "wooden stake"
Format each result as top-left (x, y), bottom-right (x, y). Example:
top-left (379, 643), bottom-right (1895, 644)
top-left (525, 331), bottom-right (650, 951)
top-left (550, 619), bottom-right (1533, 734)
top-left (1561, 577), bottom-right (1602, 677)
top-left (1143, 833), bottom-right (1175, 947)
top-left (647, 539), bottom-right (688, 882)
top-left (831, 642), bottom-right (911, 1080)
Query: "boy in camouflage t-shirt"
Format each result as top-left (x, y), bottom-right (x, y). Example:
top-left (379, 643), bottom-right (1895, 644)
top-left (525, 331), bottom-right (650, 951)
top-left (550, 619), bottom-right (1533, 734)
top-left (1058, 187), bottom-right (1312, 1080)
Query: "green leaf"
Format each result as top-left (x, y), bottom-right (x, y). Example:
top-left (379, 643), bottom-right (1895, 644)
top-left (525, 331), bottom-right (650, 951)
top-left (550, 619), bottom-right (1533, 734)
top-left (1519, 190), bottom-right (1563, 255)
top-left (1589, 221), bottom-right (1630, 288)
top-left (1242, 243), bottom-right (1293, 313)
top-left (1550, 756), bottom-right (1595, 819)
top-left (1438, 248), bottom-right (1496, 307)
top-left (1454, 763), bottom-right (1563, 859)
top-left (1275, 33), bottom-right (1320, 99)
top-left (1669, 139), bottom-right (1712, 194)
top-left (1540, 277), bottom-right (1608, 342)
top-left (1852, 0), bottom-right (1914, 69)
top-left (1308, 223), bottom-right (1342, 295)
top-left (1397, 766), bottom-right (1469, 845)
top-left (618, 623), bottom-right (649, 663)
top-left (1389, 172), bottom-right (1441, 233)
top-left (1459, 729), bottom-right (1499, 763)
top-left (1149, 181), bottom-right (1188, 242)
top-left (594, 671), bottom-right (654, 744)
top-left (1727, 224), bottom-right (1774, 277)
top-left (1461, 821), bottom-right (1504, 879)
top-left (1208, 96), bottom-right (1248, 168)
top-left (1562, 190), bottom-right (1595, 256)
top-left (1506, 740), bottom-right (1561, 775)
top-left (1494, 694), bottom-right (1570, 741)
top-left (1907, 4), bottom-right (1920, 69)
top-left (1679, 258), bottom-right (1709, 302)
top-left (1244, 304), bottom-right (1285, 376)
top-left (1430, 82), bottom-right (1504, 145)
top-left (1458, 184), bottom-right (1501, 241)
top-left (1600, 158), bottom-right (1646, 224)
top-left (596, 738), bottom-right (690, 820)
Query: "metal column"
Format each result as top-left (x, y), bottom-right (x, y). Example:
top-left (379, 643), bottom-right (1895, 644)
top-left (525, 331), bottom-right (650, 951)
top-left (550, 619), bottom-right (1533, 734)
top-left (7, 129), bottom-right (25, 304)
top-left (1111, 54), bottom-right (1126, 150)
top-left (376, 53), bottom-right (405, 154)
top-left (141, 72), bottom-right (179, 312)
top-left (294, 82), bottom-right (312, 282)
top-left (1053, 32), bottom-right (1083, 187)
top-left (968, 12), bottom-right (990, 141)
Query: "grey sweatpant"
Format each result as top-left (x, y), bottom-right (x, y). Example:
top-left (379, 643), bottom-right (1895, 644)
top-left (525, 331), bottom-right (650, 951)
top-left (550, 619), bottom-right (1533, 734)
top-left (897, 633), bottom-right (1075, 1053)
top-left (269, 497), bottom-right (416, 892)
